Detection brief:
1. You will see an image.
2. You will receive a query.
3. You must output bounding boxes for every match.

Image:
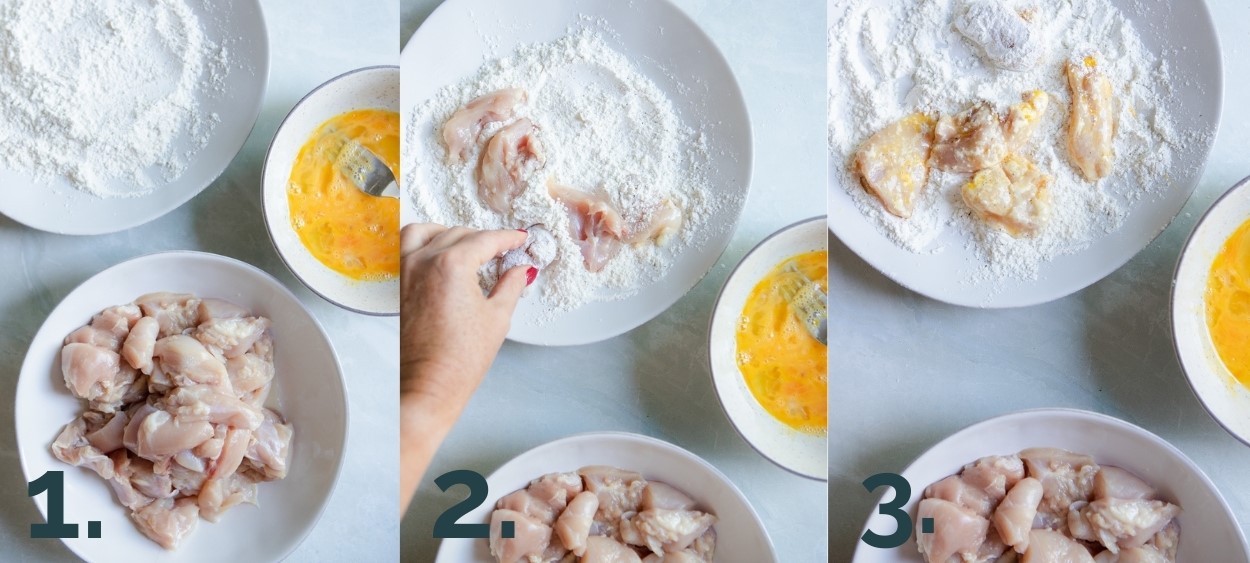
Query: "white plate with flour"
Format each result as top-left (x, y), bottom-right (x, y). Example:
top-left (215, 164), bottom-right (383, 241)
top-left (827, 0), bottom-right (1222, 308)
top-left (401, 0), bottom-right (752, 346)
top-left (0, 0), bottom-right (269, 235)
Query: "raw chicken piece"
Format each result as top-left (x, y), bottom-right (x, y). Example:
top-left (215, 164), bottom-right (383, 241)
top-left (527, 472), bottom-right (584, 514)
top-left (130, 409), bottom-right (215, 460)
top-left (113, 451), bottom-right (174, 504)
top-left (154, 335), bottom-right (229, 387)
top-left (85, 411), bottom-right (128, 453)
top-left (580, 466), bottom-right (646, 521)
top-left (443, 88), bottom-right (527, 164)
top-left (641, 482), bottom-right (697, 512)
top-left (962, 153), bottom-right (1052, 237)
top-left (199, 470), bottom-right (259, 522)
top-left (498, 489), bottom-right (561, 525)
top-left (961, 455), bottom-right (1026, 502)
top-left (977, 526), bottom-right (1011, 562)
top-left (926, 475), bottom-right (995, 517)
top-left (1066, 56), bottom-right (1118, 182)
top-left (197, 299), bottom-right (249, 321)
top-left (1022, 530), bottom-right (1095, 563)
top-left (916, 498), bottom-right (989, 563)
top-left (478, 118), bottom-right (545, 213)
top-left (243, 409), bottom-right (293, 480)
top-left (580, 536), bottom-right (642, 563)
top-left (1068, 501), bottom-right (1099, 542)
top-left (688, 527), bottom-right (715, 561)
top-left (954, 0), bottom-right (1046, 71)
top-left (555, 491), bottom-right (598, 556)
top-left (1081, 498), bottom-right (1181, 553)
top-left (135, 293), bottom-right (201, 338)
top-left (549, 182), bottom-right (626, 272)
top-left (121, 317), bottom-right (160, 375)
top-left (131, 496), bottom-right (199, 550)
top-left (1019, 448), bottom-right (1098, 518)
top-left (169, 462), bottom-right (207, 496)
top-left (108, 450), bottom-right (155, 510)
top-left (163, 385), bottom-right (264, 430)
top-left (1093, 467), bottom-right (1156, 501)
top-left (1004, 91), bottom-right (1050, 150)
top-left (626, 200), bottom-right (683, 245)
top-left (64, 325), bottom-right (124, 352)
top-left (489, 509), bottom-right (551, 563)
top-left (193, 317), bottom-right (270, 359)
top-left (61, 343), bottom-right (122, 401)
top-left (932, 102), bottom-right (1009, 174)
top-left (209, 427), bottom-right (251, 479)
top-left (225, 352), bottom-right (274, 397)
top-left (853, 112), bottom-right (935, 218)
top-left (995, 477), bottom-right (1044, 553)
top-left (630, 509), bottom-right (716, 555)
top-left (51, 415), bottom-right (115, 479)
top-left (1147, 521), bottom-right (1179, 560)
top-left (90, 305), bottom-right (142, 345)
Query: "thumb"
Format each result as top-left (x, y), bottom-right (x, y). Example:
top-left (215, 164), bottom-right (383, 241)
top-left (489, 265), bottom-right (533, 314)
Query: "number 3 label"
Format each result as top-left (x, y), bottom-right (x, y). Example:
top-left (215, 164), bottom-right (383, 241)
top-left (861, 472), bottom-right (913, 549)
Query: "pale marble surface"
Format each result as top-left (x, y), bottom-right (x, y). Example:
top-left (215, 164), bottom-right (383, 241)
top-left (829, 0), bottom-right (1250, 559)
top-left (0, 0), bottom-right (400, 561)
top-left (401, 0), bottom-right (829, 561)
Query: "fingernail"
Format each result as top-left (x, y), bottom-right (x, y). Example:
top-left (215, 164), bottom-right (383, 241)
top-left (517, 228), bottom-right (528, 234)
top-left (526, 267), bottom-right (538, 286)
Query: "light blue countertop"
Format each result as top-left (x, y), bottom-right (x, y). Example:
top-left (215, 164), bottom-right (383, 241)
top-left (0, 0), bottom-right (400, 561)
top-left (401, 0), bottom-right (829, 562)
top-left (830, 0), bottom-right (1250, 559)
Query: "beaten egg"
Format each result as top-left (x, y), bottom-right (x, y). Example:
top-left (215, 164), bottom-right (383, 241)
top-left (735, 251), bottom-right (828, 434)
top-left (288, 109), bottom-right (400, 281)
top-left (1207, 217), bottom-right (1250, 389)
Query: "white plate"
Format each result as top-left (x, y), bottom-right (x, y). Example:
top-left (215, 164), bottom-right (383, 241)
top-left (708, 217), bottom-right (828, 481)
top-left (14, 252), bottom-right (348, 563)
top-left (1173, 176), bottom-right (1250, 448)
top-left (852, 409), bottom-right (1248, 562)
top-left (826, 0), bottom-right (1222, 308)
top-left (401, 0), bottom-right (752, 345)
top-left (433, 432), bottom-right (777, 562)
top-left (0, 1), bottom-right (269, 236)
top-left (262, 66), bottom-right (400, 316)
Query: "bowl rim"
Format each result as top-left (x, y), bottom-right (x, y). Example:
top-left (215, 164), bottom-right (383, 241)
top-left (853, 407), bottom-right (1249, 559)
top-left (260, 64), bottom-right (401, 318)
top-left (706, 215), bottom-right (829, 482)
top-left (14, 249), bottom-right (351, 562)
top-left (1170, 174), bottom-right (1250, 449)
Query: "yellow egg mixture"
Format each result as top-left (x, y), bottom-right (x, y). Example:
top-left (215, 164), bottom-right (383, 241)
top-left (288, 109), bottom-right (400, 281)
top-left (1207, 218), bottom-right (1250, 389)
top-left (735, 251), bottom-right (828, 434)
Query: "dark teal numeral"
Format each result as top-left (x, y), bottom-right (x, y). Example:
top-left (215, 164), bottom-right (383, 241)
top-left (29, 471), bottom-right (79, 539)
top-left (432, 470), bottom-right (496, 539)
top-left (861, 472), bottom-right (913, 549)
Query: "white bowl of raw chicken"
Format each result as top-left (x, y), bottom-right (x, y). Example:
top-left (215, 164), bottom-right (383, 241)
top-left (14, 251), bottom-right (348, 563)
top-left (851, 409), bottom-right (1248, 562)
top-left (433, 432), bottom-right (777, 562)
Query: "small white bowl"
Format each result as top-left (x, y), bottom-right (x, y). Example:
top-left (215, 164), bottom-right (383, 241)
top-left (14, 251), bottom-right (348, 563)
top-left (1173, 176), bottom-right (1250, 448)
top-left (852, 409), bottom-right (1248, 563)
top-left (433, 432), bottom-right (778, 562)
top-left (708, 216), bottom-right (829, 481)
top-left (262, 66), bottom-right (400, 316)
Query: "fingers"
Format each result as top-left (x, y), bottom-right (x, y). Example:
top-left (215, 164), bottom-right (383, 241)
top-left (401, 224), bottom-right (447, 256)
top-left (488, 265), bottom-right (532, 314)
top-left (454, 229), bottom-right (529, 266)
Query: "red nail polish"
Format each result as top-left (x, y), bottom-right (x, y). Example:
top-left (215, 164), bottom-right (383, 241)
top-left (526, 267), bottom-right (538, 286)
top-left (518, 228), bottom-right (528, 233)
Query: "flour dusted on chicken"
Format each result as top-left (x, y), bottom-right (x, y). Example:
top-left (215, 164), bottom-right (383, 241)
top-left (829, 0), bottom-right (1199, 284)
top-left (917, 448), bottom-right (1182, 562)
top-left (488, 466), bottom-right (717, 562)
top-left (50, 294), bottom-right (292, 550)
top-left (404, 25), bottom-right (718, 322)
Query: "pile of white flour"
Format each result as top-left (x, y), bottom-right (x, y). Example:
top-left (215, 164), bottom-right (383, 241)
top-left (0, 0), bottom-right (228, 198)
top-left (405, 27), bottom-right (717, 319)
top-left (829, 0), bottom-right (1200, 283)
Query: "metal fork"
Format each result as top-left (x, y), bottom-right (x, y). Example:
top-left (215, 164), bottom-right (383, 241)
top-left (775, 261), bottom-right (828, 346)
top-left (335, 138), bottom-right (398, 198)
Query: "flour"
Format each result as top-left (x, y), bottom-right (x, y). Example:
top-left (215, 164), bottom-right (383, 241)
top-left (829, 0), bottom-right (1202, 285)
top-left (0, 0), bottom-right (228, 198)
top-left (404, 26), bottom-right (716, 321)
